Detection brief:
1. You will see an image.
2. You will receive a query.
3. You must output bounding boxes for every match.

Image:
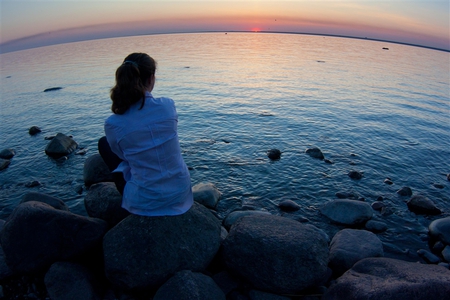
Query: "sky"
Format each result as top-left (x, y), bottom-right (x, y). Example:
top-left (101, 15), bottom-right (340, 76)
top-left (0, 0), bottom-right (449, 53)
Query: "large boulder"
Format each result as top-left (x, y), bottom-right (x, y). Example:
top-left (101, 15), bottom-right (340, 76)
top-left (329, 229), bottom-right (384, 276)
top-left (45, 133), bottom-right (78, 158)
top-left (84, 182), bottom-right (129, 228)
top-left (153, 270), bottom-right (225, 300)
top-left (428, 216), bottom-right (450, 245)
top-left (192, 182), bottom-right (221, 209)
top-left (103, 202), bottom-right (221, 291)
top-left (320, 199), bottom-right (372, 225)
top-left (0, 201), bottom-right (108, 274)
top-left (407, 195), bottom-right (441, 215)
top-left (323, 257), bottom-right (450, 300)
top-left (20, 192), bottom-right (69, 211)
top-left (221, 214), bottom-right (329, 294)
top-left (83, 154), bottom-right (114, 187)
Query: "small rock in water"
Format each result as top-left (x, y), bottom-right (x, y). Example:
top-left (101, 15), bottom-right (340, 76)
top-left (28, 126), bottom-right (42, 135)
top-left (371, 202), bottom-right (385, 211)
top-left (432, 183), bottom-right (444, 189)
top-left (365, 220), bottom-right (388, 233)
top-left (417, 249), bottom-right (440, 264)
top-left (407, 195), bottom-right (441, 215)
top-left (0, 159), bottom-right (10, 171)
top-left (75, 148), bottom-right (88, 155)
top-left (0, 149), bottom-right (15, 159)
top-left (447, 174), bottom-right (450, 181)
top-left (305, 147), bottom-right (324, 159)
top-left (376, 196), bottom-right (384, 201)
top-left (25, 180), bottom-right (41, 188)
top-left (278, 199), bottom-right (300, 212)
top-left (267, 149), bottom-right (281, 160)
top-left (348, 170), bottom-right (363, 180)
top-left (44, 135), bottom-right (56, 140)
top-left (336, 191), bottom-right (359, 200)
top-left (43, 87), bottom-right (63, 92)
top-left (397, 186), bottom-right (412, 197)
top-left (324, 159), bottom-right (334, 164)
top-left (384, 179), bottom-right (393, 185)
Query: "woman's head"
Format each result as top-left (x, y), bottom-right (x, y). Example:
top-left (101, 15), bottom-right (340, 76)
top-left (110, 53), bottom-right (157, 114)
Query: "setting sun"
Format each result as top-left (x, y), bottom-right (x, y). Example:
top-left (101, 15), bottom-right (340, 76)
top-left (252, 27), bottom-right (261, 32)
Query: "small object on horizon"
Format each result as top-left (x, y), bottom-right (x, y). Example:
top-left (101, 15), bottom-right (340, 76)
top-left (382, 47), bottom-right (389, 50)
top-left (44, 87), bottom-right (63, 92)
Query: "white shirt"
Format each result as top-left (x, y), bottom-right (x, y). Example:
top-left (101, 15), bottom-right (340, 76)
top-left (104, 91), bottom-right (193, 216)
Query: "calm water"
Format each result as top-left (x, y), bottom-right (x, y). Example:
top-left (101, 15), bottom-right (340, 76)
top-left (1, 33), bottom-right (449, 261)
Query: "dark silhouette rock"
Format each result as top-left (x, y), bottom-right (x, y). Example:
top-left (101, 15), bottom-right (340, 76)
top-left (45, 133), bottom-right (78, 158)
top-left (267, 149), bottom-right (281, 160)
top-left (43, 87), bottom-right (63, 92)
top-left (348, 170), bottom-right (363, 179)
top-left (0, 149), bottom-right (15, 159)
top-left (320, 199), bottom-right (372, 225)
top-left (103, 202), bottom-right (221, 291)
top-left (222, 210), bottom-right (271, 230)
top-left (365, 220), bottom-right (388, 233)
top-left (192, 182), bottom-right (221, 209)
top-left (305, 147), bottom-right (324, 159)
top-left (0, 245), bottom-right (13, 281)
top-left (83, 154), bottom-right (114, 187)
top-left (84, 182), bottom-right (129, 228)
top-left (153, 270), bottom-right (225, 300)
top-left (221, 214), bottom-right (329, 294)
top-left (407, 195), bottom-right (441, 215)
top-left (28, 126), bottom-right (42, 135)
top-left (0, 201), bottom-right (108, 274)
top-left (20, 192), bottom-right (69, 211)
top-left (0, 159), bottom-right (10, 170)
top-left (278, 199), bottom-right (300, 212)
top-left (397, 186), bottom-right (413, 196)
top-left (323, 257), bottom-right (450, 300)
top-left (428, 217), bottom-right (450, 245)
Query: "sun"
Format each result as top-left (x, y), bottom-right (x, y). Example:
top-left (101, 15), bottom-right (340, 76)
top-left (251, 27), bottom-right (261, 32)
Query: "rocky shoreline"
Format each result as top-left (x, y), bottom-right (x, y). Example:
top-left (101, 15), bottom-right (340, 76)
top-left (0, 132), bottom-right (449, 299)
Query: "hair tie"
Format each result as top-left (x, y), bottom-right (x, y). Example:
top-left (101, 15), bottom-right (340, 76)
top-left (123, 60), bottom-right (139, 68)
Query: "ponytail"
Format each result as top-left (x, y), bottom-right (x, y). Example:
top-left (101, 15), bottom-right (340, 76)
top-left (110, 53), bottom-right (157, 114)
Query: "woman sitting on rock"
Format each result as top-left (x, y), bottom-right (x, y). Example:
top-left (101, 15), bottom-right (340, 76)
top-left (98, 53), bottom-right (193, 216)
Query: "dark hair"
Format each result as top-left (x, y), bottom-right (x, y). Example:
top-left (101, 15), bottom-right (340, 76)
top-left (110, 53), bottom-right (157, 114)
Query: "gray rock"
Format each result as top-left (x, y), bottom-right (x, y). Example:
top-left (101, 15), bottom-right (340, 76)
top-left (348, 170), bottom-right (363, 179)
top-left (192, 182), bottom-right (221, 209)
top-left (21, 192), bottom-right (69, 211)
top-left (278, 199), bottom-right (300, 212)
top-left (0, 201), bottom-right (108, 274)
top-left (365, 220), bottom-right (388, 233)
top-left (83, 154), bottom-right (114, 187)
top-left (221, 214), bottom-right (329, 294)
top-left (28, 126), bottom-right (41, 135)
top-left (0, 149), bottom-right (15, 159)
top-left (223, 210), bottom-right (271, 230)
top-left (0, 159), bottom-right (10, 171)
top-left (442, 246), bottom-right (450, 262)
top-left (103, 202), bottom-right (221, 291)
top-left (323, 257), bottom-right (450, 300)
top-left (305, 147), bottom-right (324, 159)
top-left (84, 182), bottom-right (129, 227)
top-left (267, 149), bottom-right (281, 160)
top-left (329, 229), bottom-right (384, 276)
top-left (417, 249), bottom-right (440, 264)
top-left (153, 270), bottom-right (225, 300)
top-left (320, 199), bottom-right (373, 225)
top-left (429, 217), bottom-right (450, 245)
top-left (407, 195), bottom-right (441, 215)
top-left (45, 133), bottom-right (78, 158)
top-left (44, 261), bottom-right (102, 300)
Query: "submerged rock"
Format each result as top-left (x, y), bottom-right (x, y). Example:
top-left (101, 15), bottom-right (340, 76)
top-left (192, 182), bottom-right (222, 209)
top-left (45, 133), bottom-right (78, 158)
top-left (305, 147), bottom-right (324, 159)
top-left (407, 195), bottom-right (441, 215)
top-left (0, 149), bottom-right (15, 159)
top-left (278, 199), bottom-right (300, 212)
top-left (348, 170), bottom-right (363, 180)
top-left (397, 186), bottom-right (413, 197)
top-left (28, 126), bottom-right (42, 135)
top-left (320, 199), bottom-right (372, 225)
top-left (267, 149), bottom-right (281, 160)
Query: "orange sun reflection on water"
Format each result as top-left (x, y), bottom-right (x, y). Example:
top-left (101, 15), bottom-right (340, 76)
top-left (251, 28), bottom-right (261, 32)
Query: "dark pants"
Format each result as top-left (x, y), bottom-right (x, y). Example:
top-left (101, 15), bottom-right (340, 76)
top-left (98, 136), bottom-right (125, 194)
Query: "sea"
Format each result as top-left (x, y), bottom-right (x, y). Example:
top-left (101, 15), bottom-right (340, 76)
top-left (1, 32), bottom-right (449, 261)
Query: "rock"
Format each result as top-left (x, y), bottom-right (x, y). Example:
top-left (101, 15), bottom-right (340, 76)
top-left (43, 87), bottom-right (63, 92)
top-left (84, 182), bottom-right (129, 227)
top-left (348, 170), bottom-right (363, 179)
top-left (223, 210), bottom-right (271, 230)
top-left (428, 217), bottom-right (450, 245)
top-left (20, 192), bottom-right (69, 211)
top-left (267, 149), bottom-right (281, 160)
top-left (212, 271), bottom-right (239, 296)
top-left (433, 183), bottom-right (444, 189)
top-left (103, 202), bottom-right (221, 291)
top-left (320, 199), bottom-right (372, 225)
top-left (417, 249), bottom-right (440, 264)
top-left (371, 201), bottom-right (385, 211)
top-left (278, 199), bottom-right (300, 212)
top-left (0, 159), bottom-right (10, 171)
top-left (192, 182), bottom-right (221, 209)
top-left (305, 147), bottom-right (324, 159)
top-left (28, 126), bottom-right (42, 135)
top-left (442, 246), bottom-right (450, 262)
top-left (384, 179), bottom-right (393, 185)
top-left (153, 270), bottom-right (225, 300)
top-left (83, 154), bottom-right (114, 187)
top-left (365, 220), bottom-right (388, 233)
top-left (322, 257), bottom-right (450, 300)
top-left (0, 246), bottom-right (13, 281)
top-left (24, 180), bottom-right (41, 188)
top-left (407, 195), bottom-right (441, 215)
top-left (0, 201), bottom-right (108, 274)
top-left (248, 289), bottom-right (291, 300)
top-left (45, 133), bottom-right (78, 158)
top-left (335, 191), bottom-right (358, 200)
top-left (44, 261), bottom-right (103, 300)
top-left (221, 214), bottom-right (329, 294)
top-left (329, 229), bottom-right (384, 276)
top-left (0, 149), bottom-right (15, 159)
top-left (396, 186), bottom-right (412, 196)
top-left (447, 174), bottom-right (450, 181)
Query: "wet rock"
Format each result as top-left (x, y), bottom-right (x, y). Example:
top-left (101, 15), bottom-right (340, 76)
top-left (0, 149), bottom-right (15, 159)
top-left (45, 133), bottom-right (78, 158)
top-left (44, 261), bottom-right (103, 300)
top-left (371, 201), bottom-right (385, 211)
top-left (20, 192), bottom-right (69, 211)
top-left (329, 229), bottom-right (384, 276)
top-left (324, 159), bottom-right (334, 164)
top-left (442, 246), bottom-right (450, 262)
top-left (323, 257), bottom-right (450, 300)
top-left (365, 220), bottom-right (388, 233)
top-left (103, 202), bottom-right (221, 291)
top-left (0, 159), bottom-right (10, 171)
top-left (305, 147), bottom-right (324, 159)
top-left (278, 199), bottom-right (300, 212)
top-left (83, 154), bottom-right (114, 187)
top-left (428, 217), bottom-right (450, 245)
top-left (24, 180), bottom-right (41, 188)
top-left (267, 149), bottom-right (281, 160)
top-left (320, 199), bottom-right (373, 225)
top-left (84, 182), bottom-right (129, 228)
top-left (0, 201), bottom-right (108, 274)
top-left (348, 170), bottom-right (363, 179)
top-left (192, 182), bottom-right (221, 209)
top-left (384, 178), bottom-right (393, 185)
top-left (417, 249), bottom-right (440, 264)
top-left (221, 214), bottom-right (329, 294)
top-left (43, 87), bottom-right (63, 92)
top-left (153, 270), bottom-right (225, 300)
top-left (407, 195), bottom-right (441, 215)
top-left (248, 289), bottom-right (291, 300)
top-left (433, 183), bottom-right (444, 189)
top-left (335, 191), bottom-right (358, 200)
top-left (28, 126), bottom-right (42, 135)
top-left (397, 186), bottom-right (412, 197)
top-left (223, 210), bottom-right (271, 230)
